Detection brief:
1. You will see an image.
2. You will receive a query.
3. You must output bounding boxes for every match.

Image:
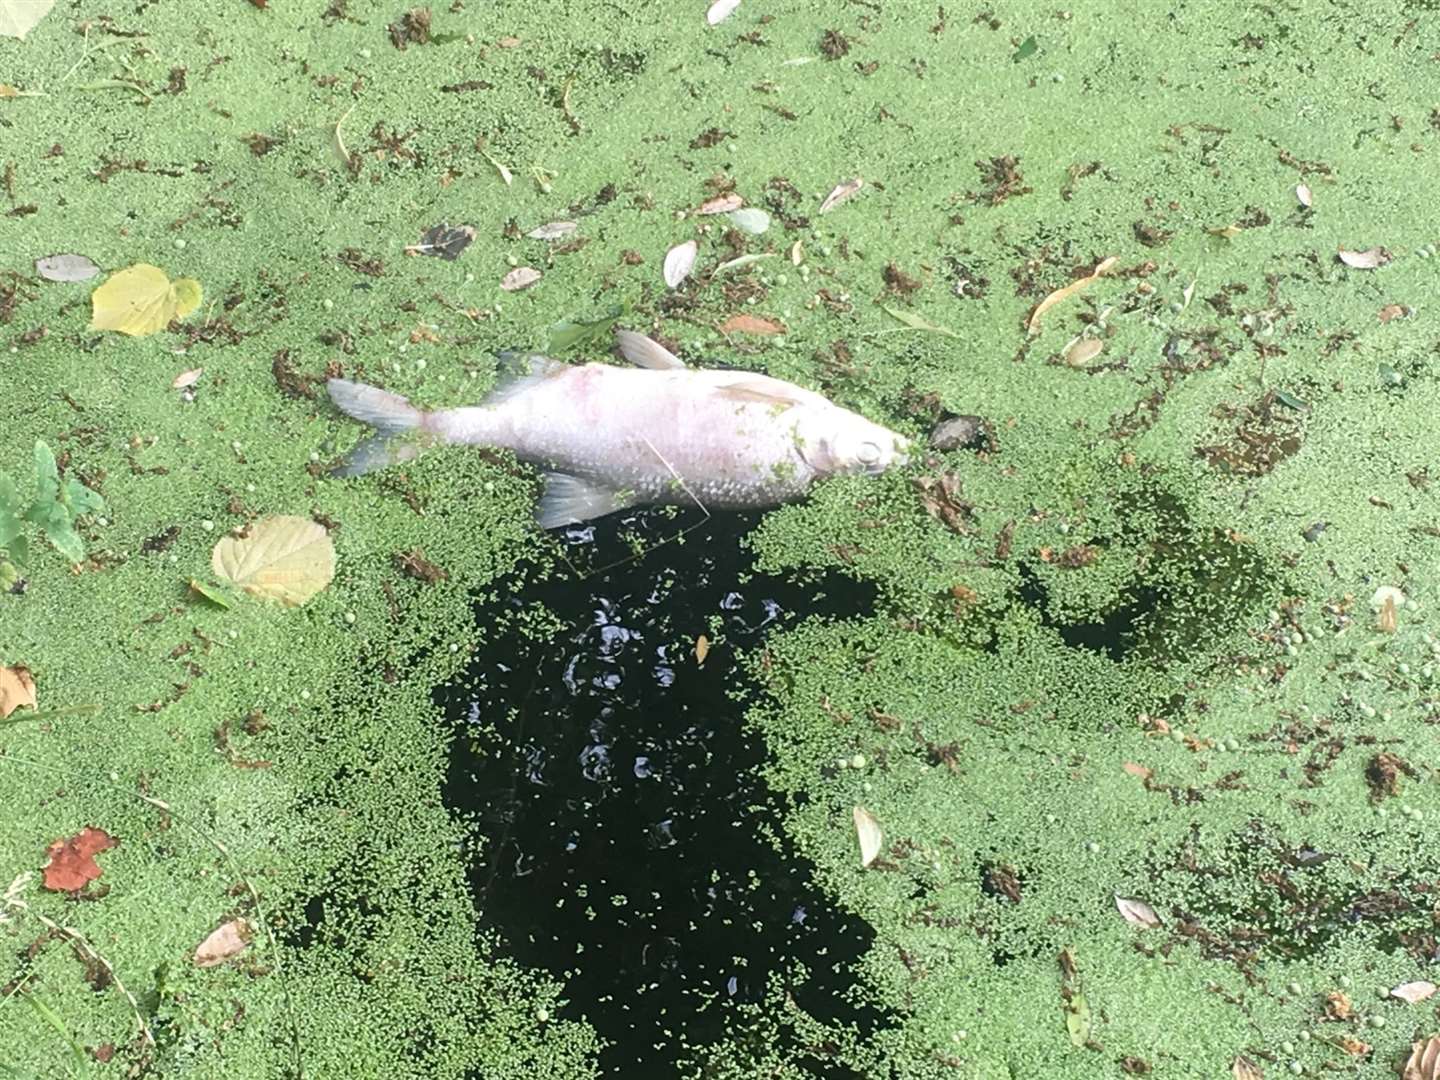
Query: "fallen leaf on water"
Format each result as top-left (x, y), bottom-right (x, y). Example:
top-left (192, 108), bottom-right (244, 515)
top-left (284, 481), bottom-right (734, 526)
top-left (332, 103), bottom-right (358, 174)
top-left (726, 207), bottom-right (770, 235)
top-left (694, 634), bottom-right (710, 666)
top-left (1122, 762), bottom-right (1152, 780)
top-left (1377, 595), bottom-right (1398, 634)
top-left (194, 919), bottom-right (252, 968)
top-left (1338, 246), bottom-right (1390, 269)
top-left (1114, 895), bottom-right (1162, 929)
top-left (789, 240), bottom-right (804, 266)
top-left (1062, 337), bottom-right (1103, 366)
top-left (820, 177), bottom-right (863, 213)
top-left (696, 192), bottom-right (743, 215)
top-left (407, 223), bottom-right (475, 260)
top-left (90, 264), bottom-right (203, 337)
top-left (0, 664), bottom-right (36, 717)
top-left (1335, 1036), bottom-right (1371, 1057)
top-left (0, 0), bottom-right (56, 40)
top-left (479, 146), bottom-right (513, 185)
top-left (500, 266), bottom-right (542, 291)
top-left (713, 252), bottom-right (775, 275)
top-left (41, 826), bottom-right (116, 892)
top-left (1379, 304), bottom-right (1409, 323)
top-left (853, 806), bottom-right (882, 868)
top-left (211, 515), bottom-right (335, 607)
top-left (188, 579), bottom-right (232, 608)
top-left (35, 253), bottom-right (100, 282)
top-left (663, 240), bottom-right (697, 287)
top-left (880, 304), bottom-right (959, 338)
top-left (1230, 1056), bottom-right (1263, 1080)
top-left (1206, 223), bottom-right (1244, 239)
top-left (706, 0), bottom-right (740, 25)
top-left (1064, 991), bottom-right (1091, 1046)
top-left (526, 221), bottom-right (577, 240)
top-left (496, 35), bottom-right (521, 47)
top-left (719, 313), bottom-right (786, 335)
top-left (1296, 183), bottom-right (1312, 208)
top-left (1324, 991), bottom-right (1353, 1019)
top-left (1393, 981), bottom-right (1439, 1005)
top-left (1403, 1036), bottom-right (1440, 1080)
top-left (1027, 256), bottom-right (1117, 334)
top-left (172, 368), bottom-right (204, 390)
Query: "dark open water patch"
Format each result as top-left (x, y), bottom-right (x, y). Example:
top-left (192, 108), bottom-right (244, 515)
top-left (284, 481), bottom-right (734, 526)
top-left (438, 510), bottom-right (885, 1076)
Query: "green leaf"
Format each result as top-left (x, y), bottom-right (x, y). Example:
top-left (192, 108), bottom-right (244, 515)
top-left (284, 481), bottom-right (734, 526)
top-left (188, 579), bottom-right (233, 609)
top-left (43, 503), bottom-right (84, 563)
top-left (32, 440), bottom-right (59, 507)
top-left (1273, 388), bottom-right (1308, 410)
top-left (880, 304), bottom-right (961, 338)
top-left (546, 300), bottom-right (631, 354)
top-left (63, 478), bottom-right (104, 516)
top-left (8, 534), bottom-right (29, 567)
top-left (0, 472), bottom-right (21, 549)
top-left (1012, 35), bottom-right (1038, 62)
top-left (1064, 991), bottom-right (1091, 1046)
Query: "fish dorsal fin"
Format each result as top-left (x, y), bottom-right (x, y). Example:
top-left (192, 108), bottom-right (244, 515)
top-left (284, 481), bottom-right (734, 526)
top-left (536, 472), bottom-right (636, 529)
top-left (713, 379), bottom-right (806, 411)
top-left (485, 351), bottom-right (568, 407)
top-left (616, 329), bottom-right (686, 370)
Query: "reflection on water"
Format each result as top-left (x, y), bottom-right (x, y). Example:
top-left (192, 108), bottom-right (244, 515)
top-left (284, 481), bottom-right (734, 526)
top-left (440, 510), bottom-right (883, 1076)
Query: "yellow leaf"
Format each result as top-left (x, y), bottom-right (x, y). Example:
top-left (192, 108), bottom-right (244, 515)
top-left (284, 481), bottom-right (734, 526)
top-left (853, 805), bottom-right (883, 868)
top-left (0, 663), bottom-right (36, 717)
top-left (694, 634), bottom-right (710, 666)
top-left (211, 516), bottom-right (335, 607)
top-left (1027, 256), bottom-right (1117, 334)
top-left (0, 0), bottom-right (56, 40)
top-left (89, 264), bottom-right (203, 337)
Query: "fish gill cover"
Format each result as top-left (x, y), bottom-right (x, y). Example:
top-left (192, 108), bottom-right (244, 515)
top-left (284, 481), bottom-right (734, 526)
top-left (0, 1), bottom-right (1437, 1078)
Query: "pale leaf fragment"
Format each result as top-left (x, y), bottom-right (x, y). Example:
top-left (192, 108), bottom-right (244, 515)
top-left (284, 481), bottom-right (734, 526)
top-left (713, 252), bottom-right (775, 275)
top-left (480, 147), bottom-right (513, 186)
top-left (819, 177), bottom-right (863, 214)
top-left (789, 240), bottom-right (804, 266)
top-left (211, 516), bottom-right (335, 608)
top-left (694, 634), bottom-right (710, 666)
top-left (1064, 992), bottom-right (1091, 1046)
top-left (880, 304), bottom-right (959, 338)
top-left (0, 664), bottom-right (36, 718)
top-left (663, 240), bottom-right (698, 287)
top-left (1231, 1056), bottom-right (1264, 1080)
top-left (332, 103), bottom-right (358, 173)
top-left (35, 253), bottom-right (100, 283)
top-left (500, 267), bottom-right (542, 291)
top-left (1027, 256), bottom-right (1117, 334)
top-left (706, 0), bottom-right (740, 26)
top-left (1338, 246), bottom-right (1390, 269)
top-left (1378, 304), bottom-right (1409, 323)
top-left (1403, 1035), bottom-right (1440, 1080)
top-left (1295, 183), bottom-right (1312, 208)
top-left (526, 221), bottom-right (577, 240)
top-left (1114, 895), bottom-right (1162, 929)
top-left (194, 919), bottom-right (251, 968)
top-left (0, 0), bottom-right (56, 40)
top-left (1122, 761), bottom-right (1152, 780)
top-left (726, 207), bottom-right (770, 235)
top-left (1207, 224), bottom-right (1244, 239)
top-left (172, 368), bottom-right (204, 390)
top-left (853, 805), bottom-right (882, 868)
top-left (1391, 981), bottom-right (1437, 1005)
top-left (1062, 337), bottom-right (1103, 367)
top-left (719, 313), bottom-right (786, 335)
top-left (696, 192), bottom-right (743, 215)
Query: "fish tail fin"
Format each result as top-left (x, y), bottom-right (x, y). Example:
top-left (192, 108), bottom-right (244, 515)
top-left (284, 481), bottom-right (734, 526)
top-left (327, 378), bottom-right (431, 477)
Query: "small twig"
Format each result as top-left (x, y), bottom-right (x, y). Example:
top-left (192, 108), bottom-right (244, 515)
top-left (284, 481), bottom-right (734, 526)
top-left (638, 432), bottom-right (710, 519)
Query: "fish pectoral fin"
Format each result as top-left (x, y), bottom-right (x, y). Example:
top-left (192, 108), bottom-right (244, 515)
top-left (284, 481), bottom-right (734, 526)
top-left (616, 329), bottom-right (686, 370)
top-left (536, 472), bottom-right (636, 529)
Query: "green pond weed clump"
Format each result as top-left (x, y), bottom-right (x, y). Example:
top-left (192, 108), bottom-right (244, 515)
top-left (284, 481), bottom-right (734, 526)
top-left (0, 440), bottom-right (105, 585)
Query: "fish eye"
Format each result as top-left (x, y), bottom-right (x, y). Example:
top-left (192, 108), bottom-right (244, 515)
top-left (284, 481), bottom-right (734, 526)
top-left (856, 441), bottom-right (882, 465)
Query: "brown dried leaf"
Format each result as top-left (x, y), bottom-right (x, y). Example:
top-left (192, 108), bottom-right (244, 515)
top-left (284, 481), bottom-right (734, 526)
top-left (1379, 304), bottom-right (1409, 323)
top-left (819, 176), bottom-right (863, 213)
top-left (41, 827), bottom-right (116, 892)
top-left (1231, 1055), bottom-right (1263, 1080)
top-left (1337, 246), bottom-right (1390, 269)
top-left (1122, 761), bottom-right (1152, 780)
top-left (1403, 1036), bottom-right (1440, 1080)
top-left (1392, 981), bottom-right (1438, 1005)
top-left (0, 664), bottom-right (37, 717)
top-left (719, 313), bottom-right (786, 335)
top-left (853, 805), bottom-right (882, 868)
top-left (194, 919), bottom-right (252, 968)
top-left (500, 266), bottom-right (542, 291)
top-left (1114, 895), bottom-right (1162, 929)
top-left (1324, 990), bottom-right (1353, 1020)
top-left (1027, 256), bottom-right (1117, 334)
top-left (696, 193), bottom-right (743, 216)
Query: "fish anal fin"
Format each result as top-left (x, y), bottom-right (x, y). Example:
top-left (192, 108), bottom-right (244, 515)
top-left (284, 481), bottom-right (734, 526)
top-left (536, 472), bottom-right (636, 529)
top-left (616, 329), bottom-right (686, 370)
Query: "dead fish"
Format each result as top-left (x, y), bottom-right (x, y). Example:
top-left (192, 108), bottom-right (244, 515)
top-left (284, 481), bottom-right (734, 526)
top-left (326, 330), bottom-right (909, 528)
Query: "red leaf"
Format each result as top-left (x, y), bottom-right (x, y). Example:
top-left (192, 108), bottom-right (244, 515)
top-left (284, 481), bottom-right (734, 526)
top-left (42, 827), bottom-right (118, 892)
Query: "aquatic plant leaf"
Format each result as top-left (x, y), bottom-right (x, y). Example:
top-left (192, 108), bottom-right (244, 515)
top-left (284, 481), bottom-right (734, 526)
top-left (34, 253), bottom-right (100, 282)
top-left (880, 304), bottom-right (959, 338)
top-left (1337, 246), bottom-right (1390, 269)
top-left (1403, 1036), bottom-right (1440, 1080)
top-left (0, 472), bottom-right (22, 551)
top-left (89, 264), bottom-right (202, 336)
top-left (663, 240), bottom-right (697, 287)
top-left (211, 515), bottom-right (335, 607)
top-left (1012, 35), bottom-right (1038, 61)
top-left (500, 266), bottom-right (542, 291)
top-left (41, 826), bottom-right (116, 892)
top-left (0, 0), bottom-right (55, 40)
top-left (0, 663), bottom-right (36, 717)
top-left (853, 805), bottom-right (882, 868)
top-left (819, 177), bottom-right (863, 213)
top-left (1114, 895), bottom-right (1162, 928)
top-left (31, 439), bottom-right (58, 508)
top-left (194, 919), bottom-right (252, 968)
top-left (1392, 982), bottom-right (1437, 1005)
top-left (706, 0), bottom-right (740, 26)
top-left (547, 300), bottom-right (630, 353)
top-left (63, 478), bottom-right (103, 518)
top-left (1027, 256), bottom-right (1117, 334)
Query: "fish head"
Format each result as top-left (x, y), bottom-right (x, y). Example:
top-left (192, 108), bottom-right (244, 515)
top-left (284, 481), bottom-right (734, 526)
top-left (796, 408), bottom-right (910, 478)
